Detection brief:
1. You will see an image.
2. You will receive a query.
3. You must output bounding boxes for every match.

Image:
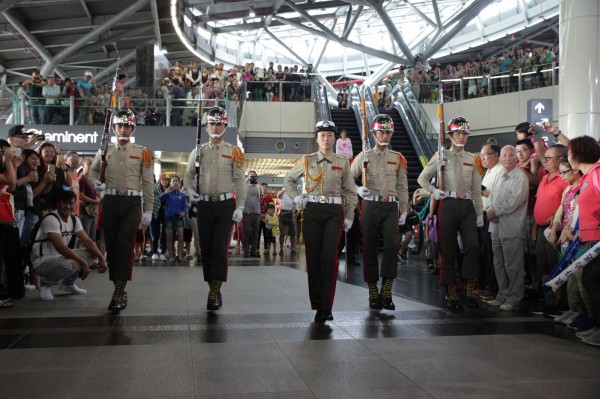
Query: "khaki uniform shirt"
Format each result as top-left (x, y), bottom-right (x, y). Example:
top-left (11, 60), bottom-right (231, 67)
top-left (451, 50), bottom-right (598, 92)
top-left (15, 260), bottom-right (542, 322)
top-left (417, 148), bottom-right (484, 216)
top-left (351, 147), bottom-right (409, 214)
top-left (183, 142), bottom-right (247, 208)
top-left (89, 142), bottom-right (154, 212)
top-left (284, 151), bottom-right (358, 220)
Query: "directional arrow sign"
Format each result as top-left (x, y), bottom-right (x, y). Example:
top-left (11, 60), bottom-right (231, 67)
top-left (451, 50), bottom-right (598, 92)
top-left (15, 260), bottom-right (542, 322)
top-left (535, 103), bottom-right (545, 113)
top-left (528, 99), bottom-right (552, 122)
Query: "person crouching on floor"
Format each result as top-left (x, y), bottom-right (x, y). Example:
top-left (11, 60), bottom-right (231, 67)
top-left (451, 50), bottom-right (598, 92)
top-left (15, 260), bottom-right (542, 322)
top-left (31, 190), bottom-right (107, 300)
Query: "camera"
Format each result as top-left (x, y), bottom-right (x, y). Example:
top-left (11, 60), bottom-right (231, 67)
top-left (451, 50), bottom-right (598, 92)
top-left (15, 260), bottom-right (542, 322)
top-left (36, 134), bottom-right (46, 141)
top-left (481, 185), bottom-right (487, 192)
top-left (532, 122), bottom-right (545, 136)
top-left (11, 147), bottom-right (22, 157)
top-left (171, 186), bottom-right (179, 192)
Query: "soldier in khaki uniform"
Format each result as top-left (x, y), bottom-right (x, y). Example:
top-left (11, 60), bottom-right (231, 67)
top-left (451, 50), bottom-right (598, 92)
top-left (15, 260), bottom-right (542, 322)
top-left (90, 109), bottom-right (154, 313)
top-left (284, 121), bottom-right (358, 323)
top-left (418, 116), bottom-right (484, 310)
top-left (183, 107), bottom-right (247, 311)
top-left (351, 114), bottom-right (409, 311)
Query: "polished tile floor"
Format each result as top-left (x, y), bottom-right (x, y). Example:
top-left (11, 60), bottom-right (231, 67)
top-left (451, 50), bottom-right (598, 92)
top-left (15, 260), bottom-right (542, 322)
top-left (1, 250), bottom-right (599, 398)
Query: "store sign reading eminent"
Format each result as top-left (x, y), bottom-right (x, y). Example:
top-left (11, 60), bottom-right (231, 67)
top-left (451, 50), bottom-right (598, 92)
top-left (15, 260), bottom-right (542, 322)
top-left (27, 128), bottom-right (99, 144)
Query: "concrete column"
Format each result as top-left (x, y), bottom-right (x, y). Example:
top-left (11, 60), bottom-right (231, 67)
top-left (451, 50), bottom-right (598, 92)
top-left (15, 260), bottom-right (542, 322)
top-left (558, 0), bottom-right (600, 139)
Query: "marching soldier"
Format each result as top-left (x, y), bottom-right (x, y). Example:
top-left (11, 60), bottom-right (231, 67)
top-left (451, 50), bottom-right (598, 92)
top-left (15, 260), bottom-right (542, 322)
top-left (417, 116), bottom-right (484, 310)
top-left (183, 107), bottom-right (247, 311)
top-left (90, 109), bottom-right (154, 313)
top-left (284, 120), bottom-right (358, 323)
top-left (351, 114), bottom-right (409, 311)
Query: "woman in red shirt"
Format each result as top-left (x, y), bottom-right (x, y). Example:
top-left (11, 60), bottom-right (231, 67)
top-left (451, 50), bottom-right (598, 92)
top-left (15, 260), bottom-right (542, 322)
top-left (567, 136), bottom-right (600, 346)
top-left (258, 182), bottom-right (273, 256)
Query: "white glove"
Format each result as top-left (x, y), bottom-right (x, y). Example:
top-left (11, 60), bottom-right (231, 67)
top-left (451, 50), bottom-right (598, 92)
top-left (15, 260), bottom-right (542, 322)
top-left (93, 180), bottom-right (106, 192)
top-left (344, 219), bottom-right (353, 232)
top-left (141, 211), bottom-right (152, 226)
top-left (294, 195), bottom-right (308, 209)
top-left (232, 207), bottom-right (243, 223)
top-left (399, 212), bottom-right (407, 226)
top-left (476, 215), bottom-right (484, 227)
top-left (356, 186), bottom-right (371, 198)
top-left (188, 189), bottom-right (201, 203)
top-left (432, 188), bottom-right (447, 200)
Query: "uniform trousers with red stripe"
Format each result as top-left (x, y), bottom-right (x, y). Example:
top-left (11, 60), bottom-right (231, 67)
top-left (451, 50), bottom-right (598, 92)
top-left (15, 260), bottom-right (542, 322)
top-left (101, 195), bottom-right (141, 282)
top-left (196, 198), bottom-right (235, 282)
top-left (302, 202), bottom-right (344, 311)
top-left (438, 198), bottom-right (479, 284)
top-left (361, 201), bottom-right (399, 282)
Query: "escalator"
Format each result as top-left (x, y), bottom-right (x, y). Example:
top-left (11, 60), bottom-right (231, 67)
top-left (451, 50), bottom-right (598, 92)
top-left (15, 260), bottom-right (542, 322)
top-left (386, 108), bottom-right (422, 197)
top-left (330, 108), bottom-right (362, 156)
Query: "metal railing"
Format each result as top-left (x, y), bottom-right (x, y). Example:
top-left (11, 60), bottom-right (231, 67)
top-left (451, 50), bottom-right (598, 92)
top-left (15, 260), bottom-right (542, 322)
top-left (406, 61), bottom-right (559, 103)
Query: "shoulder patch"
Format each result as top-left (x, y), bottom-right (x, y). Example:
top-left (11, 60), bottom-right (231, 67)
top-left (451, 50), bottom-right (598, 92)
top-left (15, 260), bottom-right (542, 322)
top-left (474, 156), bottom-right (484, 176)
top-left (232, 146), bottom-right (245, 168)
top-left (141, 147), bottom-right (153, 168)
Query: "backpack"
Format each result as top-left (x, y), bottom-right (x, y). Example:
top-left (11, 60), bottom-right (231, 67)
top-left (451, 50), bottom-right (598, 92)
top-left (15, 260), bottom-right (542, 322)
top-left (22, 213), bottom-right (77, 268)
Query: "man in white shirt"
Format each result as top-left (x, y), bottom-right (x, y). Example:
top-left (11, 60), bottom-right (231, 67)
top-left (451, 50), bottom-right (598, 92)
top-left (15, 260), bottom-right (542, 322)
top-left (484, 146), bottom-right (529, 311)
top-left (42, 75), bottom-right (61, 124)
top-left (480, 143), bottom-right (503, 298)
top-left (32, 190), bottom-right (107, 300)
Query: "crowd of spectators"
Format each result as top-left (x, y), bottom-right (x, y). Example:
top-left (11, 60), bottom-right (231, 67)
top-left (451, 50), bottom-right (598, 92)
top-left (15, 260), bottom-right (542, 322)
top-left (366, 44), bottom-right (559, 105)
top-left (17, 60), bottom-right (317, 128)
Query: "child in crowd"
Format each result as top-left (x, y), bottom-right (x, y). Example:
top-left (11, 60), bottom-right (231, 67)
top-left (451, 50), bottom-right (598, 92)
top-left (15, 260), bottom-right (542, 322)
top-left (263, 204), bottom-right (279, 256)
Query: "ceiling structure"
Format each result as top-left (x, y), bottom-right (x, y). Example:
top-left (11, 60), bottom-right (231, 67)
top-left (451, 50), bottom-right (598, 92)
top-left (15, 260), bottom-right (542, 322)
top-left (0, 0), bottom-right (560, 176)
top-left (0, 0), bottom-right (560, 86)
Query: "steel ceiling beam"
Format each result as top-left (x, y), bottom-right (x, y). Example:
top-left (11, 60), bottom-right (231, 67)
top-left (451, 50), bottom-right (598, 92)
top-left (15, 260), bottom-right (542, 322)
top-left (364, 0), bottom-right (414, 64)
top-left (1, 9), bottom-right (68, 78)
top-left (41, 0), bottom-right (150, 76)
top-left (150, 0), bottom-right (162, 49)
top-left (283, 0), bottom-right (338, 41)
top-left (403, 0), bottom-right (436, 29)
top-left (422, 0), bottom-right (494, 60)
top-left (264, 27), bottom-right (309, 66)
top-left (431, 0), bottom-right (442, 28)
top-left (342, 5), bottom-right (363, 40)
top-left (91, 49), bottom-right (137, 83)
top-left (272, 15), bottom-right (407, 65)
top-left (73, 25), bottom-right (154, 56)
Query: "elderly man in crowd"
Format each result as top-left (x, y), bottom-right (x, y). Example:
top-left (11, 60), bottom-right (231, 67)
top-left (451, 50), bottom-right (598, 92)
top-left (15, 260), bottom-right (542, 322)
top-left (484, 146), bottom-right (529, 311)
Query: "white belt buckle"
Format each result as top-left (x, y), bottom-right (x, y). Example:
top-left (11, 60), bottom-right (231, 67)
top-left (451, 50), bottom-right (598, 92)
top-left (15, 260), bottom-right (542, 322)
top-left (318, 196), bottom-right (327, 204)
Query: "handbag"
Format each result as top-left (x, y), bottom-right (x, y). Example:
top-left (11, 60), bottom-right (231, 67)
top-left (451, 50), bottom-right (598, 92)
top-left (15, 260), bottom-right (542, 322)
top-left (405, 209), bottom-right (420, 226)
top-left (85, 202), bottom-right (98, 218)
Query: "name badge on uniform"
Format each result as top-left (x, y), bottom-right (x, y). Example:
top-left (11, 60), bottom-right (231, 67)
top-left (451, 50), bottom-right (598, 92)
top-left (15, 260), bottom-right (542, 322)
top-left (331, 166), bottom-right (343, 171)
top-left (387, 161), bottom-right (397, 165)
top-left (130, 156), bottom-right (140, 159)
top-left (463, 163), bottom-right (473, 166)
top-left (222, 155), bottom-right (232, 159)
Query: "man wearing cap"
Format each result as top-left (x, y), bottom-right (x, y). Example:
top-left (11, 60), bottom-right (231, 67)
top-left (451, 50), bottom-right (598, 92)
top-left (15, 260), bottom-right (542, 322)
top-left (351, 114), bottom-right (409, 311)
top-left (284, 120), bottom-right (358, 323)
top-left (76, 71), bottom-right (96, 125)
top-left (183, 107), bottom-right (247, 311)
top-left (89, 108), bottom-right (154, 313)
top-left (22, 68), bottom-right (46, 124)
top-left (417, 116), bottom-right (484, 310)
top-left (7, 125), bottom-right (43, 150)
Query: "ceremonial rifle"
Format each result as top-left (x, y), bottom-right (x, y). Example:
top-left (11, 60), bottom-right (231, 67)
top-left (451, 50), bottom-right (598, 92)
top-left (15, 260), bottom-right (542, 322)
top-left (360, 86), bottom-right (370, 187)
top-left (195, 68), bottom-right (203, 193)
top-left (99, 64), bottom-right (120, 183)
top-left (436, 88), bottom-right (445, 191)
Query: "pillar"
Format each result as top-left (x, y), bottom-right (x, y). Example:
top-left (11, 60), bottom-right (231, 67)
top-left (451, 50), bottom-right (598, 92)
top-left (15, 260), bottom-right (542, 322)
top-left (136, 44), bottom-right (154, 92)
top-left (558, 0), bottom-right (600, 139)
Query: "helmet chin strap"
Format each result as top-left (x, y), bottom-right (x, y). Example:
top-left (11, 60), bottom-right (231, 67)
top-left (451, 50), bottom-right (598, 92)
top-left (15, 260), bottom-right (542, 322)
top-left (449, 136), bottom-right (465, 147)
top-left (208, 132), bottom-right (225, 139)
top-left (373, 135), bottom-right (390, 147)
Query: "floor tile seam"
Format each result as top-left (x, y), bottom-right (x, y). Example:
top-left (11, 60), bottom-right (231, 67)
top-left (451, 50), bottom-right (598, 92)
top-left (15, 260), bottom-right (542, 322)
top-left (268, 329), bottom-right (320, 398)
top-left (1, 316), bottom-right (554, 336)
